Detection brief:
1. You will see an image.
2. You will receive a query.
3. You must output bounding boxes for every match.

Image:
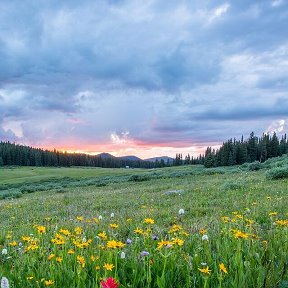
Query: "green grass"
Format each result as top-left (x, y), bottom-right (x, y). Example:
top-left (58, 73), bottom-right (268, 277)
top-left (0, 164), bottom-right (287, 287)
top-left (0, 166), bottom-right (147, 185)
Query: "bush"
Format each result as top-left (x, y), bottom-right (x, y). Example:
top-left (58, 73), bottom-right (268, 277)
top-left (222, 180), bottom-right (246, 191)
top-left (248, 161), bottom-right (262, 171)
top-left (129, 174), bottom-right (153, 182)
top-left (0, 189), bottom-right (23, 199)
top-left (266, 166), bottom-right (288, 180)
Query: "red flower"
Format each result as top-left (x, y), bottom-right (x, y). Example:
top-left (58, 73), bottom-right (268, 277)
top-left (101, 277), bottom-right (119, 288)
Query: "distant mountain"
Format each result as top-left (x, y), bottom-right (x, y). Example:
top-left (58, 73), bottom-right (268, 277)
top-left (96, 153), bottom-right (174, 164)
top-left (97, 153), bottom-right (115, 159)
top-left (144, 156), bottom-right (174, 163)
top-left (119, 155), bottom-right (142, 161)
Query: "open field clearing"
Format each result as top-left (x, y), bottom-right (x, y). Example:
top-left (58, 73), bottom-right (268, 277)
top-left (0, 164), bottom-right (287, 287)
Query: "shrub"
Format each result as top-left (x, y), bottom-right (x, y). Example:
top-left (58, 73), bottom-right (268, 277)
top-left (266, 166), bottom-right (288, 180)
top-left (248, 161), bottom-right (262, 171)
top-left (222, 180), bottom-right (246, 191)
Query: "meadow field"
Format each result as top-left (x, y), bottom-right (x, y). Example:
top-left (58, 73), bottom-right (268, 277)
top-left (0, 159), bottom-right (287, 287)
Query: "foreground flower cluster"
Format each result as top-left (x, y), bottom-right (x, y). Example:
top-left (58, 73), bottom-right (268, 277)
top-left (0, 200), bottom-right (287, 287)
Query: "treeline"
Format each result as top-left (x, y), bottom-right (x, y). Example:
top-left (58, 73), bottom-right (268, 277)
top-left (204, 132), bottom-right (288, 168)
top-left (0, 142), bottom-right (156, 168)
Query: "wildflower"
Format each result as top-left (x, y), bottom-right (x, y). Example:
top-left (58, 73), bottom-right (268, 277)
top-left (157, 240), bottom-right (174, 249)
top-left (77, 255), bottom-right (86, 268)
top-left (126, 238), bottom-right (132, 244)
top-left (151, 235), bottom-right (159, 241)
top-left (56, 257), bottom-right (63, 263)
top-left (234, 230), bottom-right (249, 239)
top-left (98, 215), bottom-right (103, 220)
top-left (221, 216), bottom-right (230, 223)
top-left (275, 219), bottom-right (288, 226)
top-left (144, 218), bottom-right (155, 224)
top-left (26, 276), bottom-right (34, 280)
top-left (219, 263), bottom-right (228, 274)
top-left (44, 280), bottom-right (54, 286)
top-left (48, 254), bottom-right (55, 261)
top-left (120, 251), bottom-right (126, 259)
top-left (110, 213), bottom-right (115, 218)
top-left (202, 235), bottom-right (209, 241)
top-left (178, 208), bottom-right (185, 215)
top-left (74, 227), bottom-right (82, 235)
top-left (269, 212), bottom-right (277, 217)
top-left (101, 277), bottom-right (119, 288)
top-left (106, 240), bottom-right (125, 249)
top-left (1, 248), bottom-right (7, 255)
top-left (109, 223), bottom-right (118, 229)
top-left (1, 277), bottom-right (9, 288)
top-left (140, 250), bottom-right (150, 257)
top-left (103, 263), bottom-right (114, 271)
top-left (169, 224), bottom-right (182, 233)
top-left (173, 238), bottom-right (184, 246)
top-left (68, 249), bottom-right (75, 255)
top-left (199, 229), bottom-right (207, 235)
top-left (95, 265), bottom-right (100, 270)
top-left (77, 216), bottom-right (84, 221)
top-left (198, 266), bottom-right (211, 275)
top-left (37, 225), bottom-right (46, 234)
top-left (97, 231), bottom-right (107, 240)
top-left (8, 241), bottom-right (17, 247)
top-left (134, 227), bottom-right (144, 235)
top-left (59, 229), bottom-right (71, 236)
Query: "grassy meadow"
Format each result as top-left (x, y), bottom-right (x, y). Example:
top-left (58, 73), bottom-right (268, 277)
top-left (0, 160), bottom-right (287, 287)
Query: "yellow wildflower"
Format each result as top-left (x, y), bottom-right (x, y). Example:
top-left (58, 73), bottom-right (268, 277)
top-left (157, 240), bottom-right (173, 249)
top-left (234, 230), bottom-right (249, 239)
top-left (44, 280), bottom-right (54, 286)
top-left (134, 227), bottom-right (144, 235)
top-left (77, 255), bottom-right (86, 268)
top-left (37, 225), bottom-right (46, 234)
top-left (109, 223), bottom-right (119, 229)
top-left (219, 263), bottom-right (228, 274)
top-left (198, 266), bottom-right (211, 275)
top-left (56, 257), bottom-right (62, 263)
top-left (74, 227), bottom-right (83, 235)
top-left (173, 238), bottom-right (184, 246)
top-left (144, 218), bottom-right (155, 224)
top-left (103, 263), bottom-right (114, 271)
top-left (97, 231), bottom-right (107, 240)
top-left (169, 224), bottom-right (182, 233)
top-left (107, 240), bottom-right (126, 249)
top-left (48, 254), bottom-right (55, 261)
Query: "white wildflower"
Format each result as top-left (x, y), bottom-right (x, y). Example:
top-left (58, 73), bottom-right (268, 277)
top-left (120, 251), bottom-right (126, 259)
top-left (98, 215), bottom-right (103, 220)
top-left (110, 213), bottom-right (115, 218)
top-left (1, 277), bottom-right (9, 288)
top-left (178, 208), bottom-right (185, 215)
top-left (202, 234), bottom-right (209, 241)
top-left (1, 248), bottom-right (7, 255)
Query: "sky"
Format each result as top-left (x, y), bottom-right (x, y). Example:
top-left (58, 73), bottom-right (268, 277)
top-left (0, 0), bottom-right (288, 159)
